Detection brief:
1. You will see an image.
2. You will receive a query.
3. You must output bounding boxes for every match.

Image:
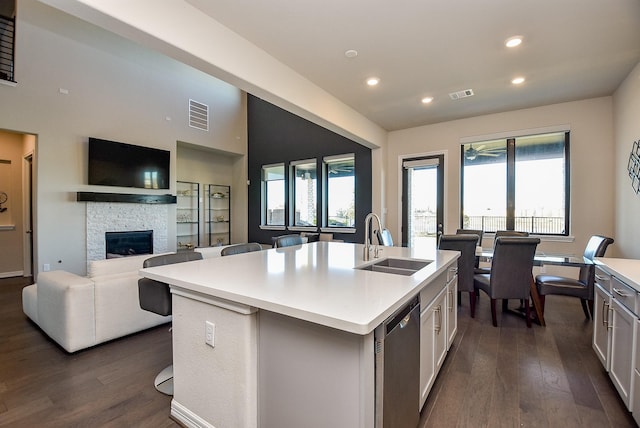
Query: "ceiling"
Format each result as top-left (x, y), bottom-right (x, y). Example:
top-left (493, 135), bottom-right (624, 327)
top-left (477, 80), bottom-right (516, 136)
top-left (185, 0), bottom-right (640, 132)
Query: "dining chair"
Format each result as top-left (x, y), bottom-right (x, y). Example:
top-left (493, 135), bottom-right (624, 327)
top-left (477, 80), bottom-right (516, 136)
top-left (439, 234), bottom-right (479, 317)
top-left (456, 229), bottom-right (483, 246)
top-left (221, 242), bottom-right (262, 256)
top-left (376, 229), bottom-right (394, 246)
top-left (473, 237), bottom-right (540, 327)
top-left (273, 234), bottom-right (305, 248)
top-left (535, 235), bottom-right (614, 319)
top-left (475, 230), bottom-right (530, 275)
top-left (456, 229), bottom-right (484, 272)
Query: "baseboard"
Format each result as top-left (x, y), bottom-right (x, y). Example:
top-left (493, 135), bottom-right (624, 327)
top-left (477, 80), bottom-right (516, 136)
top-left (171, 400), bottom-right (216, 428)
top-left (0, 270), bottom-right (24, 279)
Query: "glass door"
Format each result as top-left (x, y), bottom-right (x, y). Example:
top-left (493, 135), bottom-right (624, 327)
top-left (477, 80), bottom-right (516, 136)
top-left (401, 155), bottom-right (444, 249)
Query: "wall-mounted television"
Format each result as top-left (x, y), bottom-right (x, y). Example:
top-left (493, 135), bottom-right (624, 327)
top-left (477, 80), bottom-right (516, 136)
top-left (88, 138), bottom-right (170, 189)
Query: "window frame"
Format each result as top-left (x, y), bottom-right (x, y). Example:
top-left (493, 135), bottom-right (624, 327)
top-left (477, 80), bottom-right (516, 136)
top-left (260, 163), bottom-right (286, 229)
top-left (323, 153), bottom-right (356, 229)
top-left (460, 131), bottom-right (570, 236)
top-left (289, 158), bottom-right (318, 229)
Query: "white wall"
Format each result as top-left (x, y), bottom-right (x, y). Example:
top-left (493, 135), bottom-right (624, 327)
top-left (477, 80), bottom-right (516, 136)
top-left (613, 61), bottom-right (640, 258)
top-left (387, 97), bottom-right (616, 257)
top-left (0, 0), bottom-right (246, 275)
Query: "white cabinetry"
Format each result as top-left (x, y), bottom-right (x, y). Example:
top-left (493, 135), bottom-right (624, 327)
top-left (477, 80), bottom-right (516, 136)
top-left (609, 277), bottom-right (638, 409)
top-left (593, 262), bottom-right (639, 414)
top-left (447, 270), bottom-right (458, 348)
top-left (419, 263), bottom-right (457, 408)
top-left (634, 319), bottom-right (640, 427)
top-left (593, 267), bottom-right (612, 370)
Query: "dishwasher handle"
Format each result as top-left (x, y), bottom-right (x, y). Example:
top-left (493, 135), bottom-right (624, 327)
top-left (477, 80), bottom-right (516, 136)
top-left (385, 297), bottom-right (419, 335)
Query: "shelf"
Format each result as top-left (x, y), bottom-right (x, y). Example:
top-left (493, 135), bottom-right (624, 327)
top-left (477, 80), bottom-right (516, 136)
top-left (77, 192), bottom-right (176, 204)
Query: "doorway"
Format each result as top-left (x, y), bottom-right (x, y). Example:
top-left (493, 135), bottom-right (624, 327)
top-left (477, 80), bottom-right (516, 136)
top-left (401, 154), bottom-right (444, 249)
top-left (0, 130), bottom-right (36, 279)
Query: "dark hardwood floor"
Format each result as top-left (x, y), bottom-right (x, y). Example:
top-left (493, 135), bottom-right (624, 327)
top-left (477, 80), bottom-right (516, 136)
top-left (0, 276), bottom-right (636, 427)
top-left (421, 292), bottom-right (637, 428)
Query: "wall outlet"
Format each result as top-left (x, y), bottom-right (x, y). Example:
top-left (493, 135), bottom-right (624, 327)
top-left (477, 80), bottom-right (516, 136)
top-left (43, 263), bottom-right (50, 272)
top-left (205, 321), bottom-right (215, 347)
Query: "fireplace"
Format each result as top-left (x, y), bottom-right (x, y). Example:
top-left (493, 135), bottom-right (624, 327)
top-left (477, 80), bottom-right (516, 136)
top-left (105, 230), bottom-right (153, 258)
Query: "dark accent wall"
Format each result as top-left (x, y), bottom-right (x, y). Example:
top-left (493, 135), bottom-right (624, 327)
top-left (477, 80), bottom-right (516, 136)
top-left (247, 95), bottom-right (372, 245)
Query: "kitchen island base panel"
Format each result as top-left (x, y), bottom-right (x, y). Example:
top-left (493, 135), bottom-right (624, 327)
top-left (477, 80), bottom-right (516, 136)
top-left (171, 292), bottom-right (258, 428)
top-left (258, 310), bottom-right (375, 428)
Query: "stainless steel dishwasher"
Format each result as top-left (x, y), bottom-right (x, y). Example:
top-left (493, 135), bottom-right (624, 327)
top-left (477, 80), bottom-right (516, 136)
top-left (374, 296), bottom-right (420, 428)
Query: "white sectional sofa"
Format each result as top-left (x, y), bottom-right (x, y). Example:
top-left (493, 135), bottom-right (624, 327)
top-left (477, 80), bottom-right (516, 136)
top-left (22, 253), bottom-right (173, 353)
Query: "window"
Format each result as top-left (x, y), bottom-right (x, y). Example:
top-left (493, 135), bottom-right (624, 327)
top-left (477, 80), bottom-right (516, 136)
top-left (291, 160), bottom-right (317, 227)
top-left (262, 164), bottom-right (285, 226)
top-left (325, 154), bottom-right (355, 228)
top-left (0, 1), bottom-right (16, 82)
top-left (461, 131), bottom-right (569, 235)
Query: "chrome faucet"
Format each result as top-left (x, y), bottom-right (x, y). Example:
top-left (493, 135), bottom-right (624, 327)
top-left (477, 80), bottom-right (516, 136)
top-left (363, 212), bottom-right (383, 261)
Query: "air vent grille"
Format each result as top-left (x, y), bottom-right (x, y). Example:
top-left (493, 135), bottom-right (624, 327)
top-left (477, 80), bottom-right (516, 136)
top-left (449, 89), bottom-right (474, 100)
top-left (189, 99), bottom-right (209, 131)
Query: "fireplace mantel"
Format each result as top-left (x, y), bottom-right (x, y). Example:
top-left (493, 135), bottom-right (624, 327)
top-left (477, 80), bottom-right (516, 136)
top-left (77, 192), bottom-right (176, 204)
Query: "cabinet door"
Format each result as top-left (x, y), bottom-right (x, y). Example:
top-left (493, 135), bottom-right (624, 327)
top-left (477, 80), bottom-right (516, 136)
top-left (610, 297), bottom-right (636, 409)
top-left (446, 275), bottom-right (457, 349)
top-left (420, 286), bottom-right (447, 408)
top-left (634, 319), bottom-right (640, 425)
top-left (593, 283), bottom-right (612, 370)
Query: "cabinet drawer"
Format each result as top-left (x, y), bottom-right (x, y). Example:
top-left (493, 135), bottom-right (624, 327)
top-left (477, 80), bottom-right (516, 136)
top-left (595, 266), bottom-right (611, 293)
top-left (420, 269), bottom-right (447, 309)
top-left (611, 276), bottom-right (638, 316)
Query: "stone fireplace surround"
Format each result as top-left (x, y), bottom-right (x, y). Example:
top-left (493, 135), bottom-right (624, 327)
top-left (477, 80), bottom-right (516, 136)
top-left (86, 202), bottom-right (169, 262)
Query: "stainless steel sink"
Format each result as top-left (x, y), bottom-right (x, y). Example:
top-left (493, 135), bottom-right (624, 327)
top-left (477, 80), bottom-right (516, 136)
top-left (357, 258), bottom-right (432, 276)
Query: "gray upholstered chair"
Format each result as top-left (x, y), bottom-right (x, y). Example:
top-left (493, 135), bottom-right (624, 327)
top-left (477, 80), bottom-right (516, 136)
top-left (535, 235), bottom-right (614, 319)
top-left (221, 242), bottom-right (262, 256)
top-left (456, 228), bottom-right (484, 273)
top-left (273, 234), bottom-right (304, 248)
top-left (495, 230), bottom-right (529, 238)
top-left (474, 237), bottom-right (540, 327)
top-left (439, 234), bottom-right (479, 317)
top-left (138, 251), bottom-right (203, 395)
top-left (376, 229), bottom-right (394, 246)
top-left (475, 230), bottom-right (530, 275)
top-left (456, 228), bottom-right (483, 245)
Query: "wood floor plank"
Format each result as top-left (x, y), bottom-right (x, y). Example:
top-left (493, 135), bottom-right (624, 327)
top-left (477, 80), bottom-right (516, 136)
top-left (1, 276), bottom-right (637, 427)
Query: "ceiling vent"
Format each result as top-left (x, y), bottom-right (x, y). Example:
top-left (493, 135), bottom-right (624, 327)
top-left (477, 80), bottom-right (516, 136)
top-left (189, 99), bottom-right (209, 131)
top-left (449, 89), bottom-right (474, 100)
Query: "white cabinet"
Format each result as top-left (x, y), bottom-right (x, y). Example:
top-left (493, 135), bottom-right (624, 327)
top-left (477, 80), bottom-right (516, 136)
top-left (419, 262), bottom-right (457, 409)
top-left (446, 270), bottom-right (458, 349)
top-left (593, 262), bottom-right (639, 414)
top-left (593, 269), bottom-right (612, 370)
top-left (633, 319), bottom-right (640, 426)
top-left (420, 286), bottom-right (447, 408)
top-left (610, 277), bottom-right (638, 409)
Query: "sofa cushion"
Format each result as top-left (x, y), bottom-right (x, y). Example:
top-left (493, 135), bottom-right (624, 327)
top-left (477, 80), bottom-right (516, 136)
top-left (88, 253), bottom-right (160, 278)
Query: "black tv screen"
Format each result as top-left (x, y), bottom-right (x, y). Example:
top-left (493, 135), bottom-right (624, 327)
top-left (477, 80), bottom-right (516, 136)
top-left (88, 138), bottom-right (170, 189)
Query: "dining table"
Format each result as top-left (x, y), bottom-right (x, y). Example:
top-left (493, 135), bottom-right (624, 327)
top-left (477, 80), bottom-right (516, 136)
top-left (476, 248), bottom-right (594, 326)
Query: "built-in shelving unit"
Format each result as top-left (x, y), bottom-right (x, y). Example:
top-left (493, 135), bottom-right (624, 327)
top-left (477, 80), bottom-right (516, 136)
top-left (206, 184), bottom-right (230, 246)
top-left (176, 181), bottom-right (199, 251)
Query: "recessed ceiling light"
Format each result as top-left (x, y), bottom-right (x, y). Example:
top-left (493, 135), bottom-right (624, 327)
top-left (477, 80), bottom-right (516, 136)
top-left (366, 77), bottom-right (380, 86)
top-left (344, 49), bottom-right (358, 58)
top-left (505, 36), bottom-right (523, 48)
top-left (511, 76), bottom-right (525, 85)
top-left (421, 97), bottom-right (434, 104)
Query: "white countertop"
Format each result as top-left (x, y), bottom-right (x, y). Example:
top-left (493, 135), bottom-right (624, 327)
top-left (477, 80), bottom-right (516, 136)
top-left (595, 257), bottom-right (640, 290)
top-left (141, 241), bottom-right (459, 335)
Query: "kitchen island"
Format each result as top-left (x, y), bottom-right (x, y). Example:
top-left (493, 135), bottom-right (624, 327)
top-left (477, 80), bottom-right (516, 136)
top-left (140, 241), bottom-right (459, 428)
